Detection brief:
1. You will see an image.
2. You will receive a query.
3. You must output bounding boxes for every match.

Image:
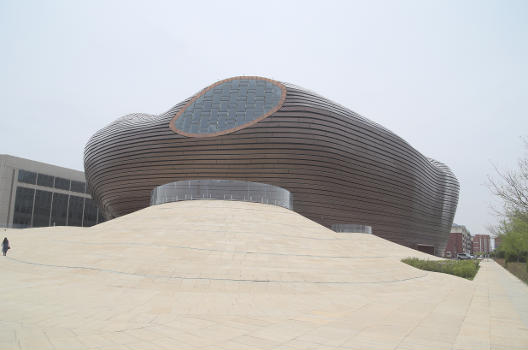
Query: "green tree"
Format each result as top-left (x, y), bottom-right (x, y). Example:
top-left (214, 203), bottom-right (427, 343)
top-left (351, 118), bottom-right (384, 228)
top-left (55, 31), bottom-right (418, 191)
top-left (489, 139), bottom-right (528, 262)
top-left (494, 212), bottom-right (528, 262)
top-left (507, 215), bottom-right (527, 262)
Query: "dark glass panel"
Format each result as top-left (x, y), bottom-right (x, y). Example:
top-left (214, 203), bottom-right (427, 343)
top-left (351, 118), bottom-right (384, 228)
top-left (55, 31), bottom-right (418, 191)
top-left (18, 170), bottom-right (37, 184)
top-left (13, 187), bottom-right (35, 227)
top-left (33, 190), bottom-right (52, 227)
top-left (37, 174), bottom-right (54, 187)
top-left (97, 210), bottom-right (105, 224)
top-left (54, 177), bottom-right (70, 190)
top-left (70, 181), bottom-right (85, 193)
top-left (51, 193), bottom-right (68, 226)
top-left (68, 196), bottom-right (84, 227)
top-left (83, 198), bottom-right (98, 227)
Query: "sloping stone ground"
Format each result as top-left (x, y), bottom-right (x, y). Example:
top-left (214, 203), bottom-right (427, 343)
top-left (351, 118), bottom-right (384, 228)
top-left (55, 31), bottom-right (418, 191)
top-left (1, 200), bottom-right (527, 349)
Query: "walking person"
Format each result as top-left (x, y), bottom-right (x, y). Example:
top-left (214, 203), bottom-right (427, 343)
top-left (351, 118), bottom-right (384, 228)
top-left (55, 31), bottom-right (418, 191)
top-left (2, 237), bottom-right (10, 256)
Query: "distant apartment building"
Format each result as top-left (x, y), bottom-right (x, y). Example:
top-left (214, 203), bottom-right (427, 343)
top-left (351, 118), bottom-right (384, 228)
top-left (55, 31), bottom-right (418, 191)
top-left (0, 154), bottom-right (104, 228)
top-left (444, 223), bottom-right (472, 258)
top-left (494, 236), bottom-right (502, 251)
top-left (473, 234), bottom-right (491, 255)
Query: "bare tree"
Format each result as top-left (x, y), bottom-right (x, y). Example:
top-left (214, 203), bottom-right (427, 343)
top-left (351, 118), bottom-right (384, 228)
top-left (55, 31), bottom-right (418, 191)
top-left (488, 138), bottom-right (528, 218)
top-left (488, 139), bottom-right (528, 263)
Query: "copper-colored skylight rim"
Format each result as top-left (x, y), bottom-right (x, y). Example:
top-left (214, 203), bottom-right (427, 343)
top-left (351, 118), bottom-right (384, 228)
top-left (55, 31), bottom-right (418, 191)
top-left (169, 76), bottom-right (287, 138)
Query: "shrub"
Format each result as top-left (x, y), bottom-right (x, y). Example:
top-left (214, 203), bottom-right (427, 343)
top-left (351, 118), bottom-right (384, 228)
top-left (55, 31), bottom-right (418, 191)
top-left (401, 257), bottom-right (480, 280)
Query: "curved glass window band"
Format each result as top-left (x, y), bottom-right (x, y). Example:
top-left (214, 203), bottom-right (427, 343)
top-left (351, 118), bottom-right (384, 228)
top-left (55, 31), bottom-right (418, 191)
top-left (150, 179), bottom-right (292, 210)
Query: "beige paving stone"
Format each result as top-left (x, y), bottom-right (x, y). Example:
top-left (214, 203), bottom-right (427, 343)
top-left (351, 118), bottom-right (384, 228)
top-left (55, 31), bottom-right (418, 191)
top-left (457, 324), bottom-right (491, 339)
top-left (396, 337), bottom-right (454, 350)
top-left (491, 344), bottom-right (528, 350)
top-left (16, 327), bottom-right (54, 350)
top-left (118, 341), bottom-right (166, 350)
top-left (0, 341), bottom-right (20, 350)
top-left (143, 334), bottom-right (196, 349)
top-left (215, 318), bottom-right (269, 333)
top-left (273, 339), bottom-right (329, 350)
top-left (0, 328), bottom-right (17, 344)
top-left (75, 334), bottom-right (116, 349)
top-left (341, 337), bottom-right (404, 350)
top-left (294, 325), bottom-right (358, 347)
top-left (0, 201), bottom-right (527, 349)
top-left (98, 331), bottom-right (140, 345)
top-left (453, 336), bottom-right (490, 350)
top-left (249, 319), bottom-right (315, 343)
top-left (226, 335), bottom-right (279, 348)
top-left (47, 335), bottom-right (86, 350)
top-left (491, 334), bottom-right (528, 348)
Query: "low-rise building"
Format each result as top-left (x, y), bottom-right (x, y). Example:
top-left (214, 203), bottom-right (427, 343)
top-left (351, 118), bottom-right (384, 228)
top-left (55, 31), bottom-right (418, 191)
top-left (444, 224), bottom-right (472, 258)
top-left (494, 236), bottom-right (502, 251)
top-left (473, 234), bottom-right (491, 256)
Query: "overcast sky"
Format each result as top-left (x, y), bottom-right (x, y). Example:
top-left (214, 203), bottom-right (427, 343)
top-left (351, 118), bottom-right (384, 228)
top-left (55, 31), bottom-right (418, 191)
top-left (1, 0), bottom-right (526, 235)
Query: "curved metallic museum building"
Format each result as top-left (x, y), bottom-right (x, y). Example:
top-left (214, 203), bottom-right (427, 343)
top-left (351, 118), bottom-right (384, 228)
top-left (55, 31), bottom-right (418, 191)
top-left (84, 76), bottom-right (459, 254)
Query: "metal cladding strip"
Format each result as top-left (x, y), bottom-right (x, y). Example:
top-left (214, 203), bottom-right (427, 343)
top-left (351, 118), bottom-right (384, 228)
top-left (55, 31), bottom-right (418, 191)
top-left (84, 76), bottom-right (459, 254)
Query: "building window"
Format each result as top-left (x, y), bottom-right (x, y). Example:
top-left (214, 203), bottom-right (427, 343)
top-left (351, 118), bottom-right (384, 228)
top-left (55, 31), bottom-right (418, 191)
top-left (18, 170), bottom-right (37, 185)
top-left (68, 196), bottom-right (84, 226)
top-left (54, 177), bottom-right (70, 191)
top-left (70, 181), bottom-right (86, 193)
top-left (13, 187), bottom-right (35, 227)
top-left (83, 198), bottom-right (98, 227)
top-left (37, 173), bottom-right (54, 188)
top-left (33, 190), bottom-right (53, 227)
top-left (51, 193), bottom-right (68, 226)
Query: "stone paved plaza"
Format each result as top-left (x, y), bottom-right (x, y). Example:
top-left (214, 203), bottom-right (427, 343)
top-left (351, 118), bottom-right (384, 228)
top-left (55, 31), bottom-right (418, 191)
top-left (1, 201), bottom-right (527, 349)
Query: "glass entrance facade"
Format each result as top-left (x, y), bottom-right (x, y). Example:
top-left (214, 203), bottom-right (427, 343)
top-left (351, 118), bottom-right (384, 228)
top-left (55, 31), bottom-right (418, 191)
top-left (8, 167), bottom-right (104, 228)
top-left (12, 185), bottom-right (104, 228)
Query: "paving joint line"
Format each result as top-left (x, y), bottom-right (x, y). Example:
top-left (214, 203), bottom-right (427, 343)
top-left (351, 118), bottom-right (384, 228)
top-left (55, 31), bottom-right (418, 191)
top-left (6, 256), bottom-right (427, 285)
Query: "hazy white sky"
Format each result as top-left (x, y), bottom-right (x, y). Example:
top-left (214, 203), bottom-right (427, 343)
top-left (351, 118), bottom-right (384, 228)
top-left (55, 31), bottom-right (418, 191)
top-left (1, 0), bottom-right (527, 235)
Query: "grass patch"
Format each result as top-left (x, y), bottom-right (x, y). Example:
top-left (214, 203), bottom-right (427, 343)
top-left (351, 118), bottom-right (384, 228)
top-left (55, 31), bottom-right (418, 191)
top-left (494, 258), bottom-right (528, 285)
top-left (402, 257), bottom-right (480, 280)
